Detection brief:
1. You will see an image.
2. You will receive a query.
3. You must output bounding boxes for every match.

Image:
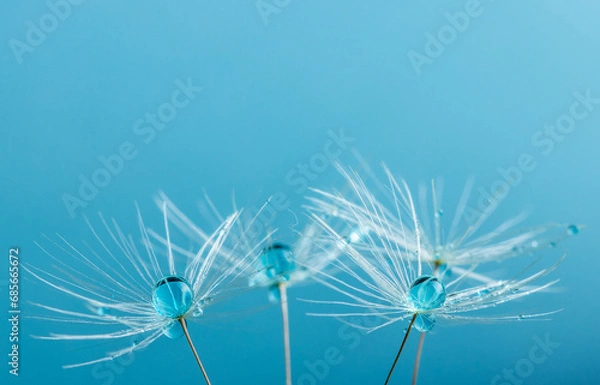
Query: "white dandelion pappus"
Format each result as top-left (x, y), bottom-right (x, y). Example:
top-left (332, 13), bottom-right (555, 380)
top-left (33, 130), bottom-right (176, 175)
top-left (304, 166), bottom-right (566, 385)
top-left (307, 165), bottom-right (579, 282)
top-left (308, 164), bottom-right (579, 384)
top-left (25, 201), bottom-right (262, 384)
top-left (151, 191), bottom-right (356, 385)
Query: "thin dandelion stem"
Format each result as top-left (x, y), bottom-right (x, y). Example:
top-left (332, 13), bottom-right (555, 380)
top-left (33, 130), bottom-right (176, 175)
top-left (411, 332), bottom-right (426, 385)
top-left (179, 318), bottom-right (212, 385)
top-left (279, 283), bottom-right (292, 385)
top-left (384, 313), bottom-right (417, 385)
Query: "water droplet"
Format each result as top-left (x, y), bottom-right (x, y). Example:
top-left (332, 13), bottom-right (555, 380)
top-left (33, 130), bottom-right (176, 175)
top-left (268, 284), bottom-right (281, 303)
top-left (567, 225), bottom-right (580, 235)
top-left (161, 320), bottom-right (184, 339)
top-left (436, 209), bottom-right (444, 217)
top-left (96, 307), bottom-right (108, 316)
top-left (152, 276), bottom-right (194, 319)
top-left (518, 315), bottom-right (525, 321)
top-left (531, 241), bottom-right (539, 248)
top-left (414, 313), bottom-right (436, 332)
top-left (549, 242), bottom-right (556, 248)
top-left (348, 231), bottom-right (362, 244)
top-left (408, 276), bottom-right (446, 311)
top-left (259, 243), bottom-right (296, 284)
top-left (192, 304), bottom-right (204, 317)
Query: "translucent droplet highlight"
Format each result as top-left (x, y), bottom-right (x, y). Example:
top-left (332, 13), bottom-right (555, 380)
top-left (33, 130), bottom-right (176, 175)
top-left (414, 313), bottom-right (436, 332)
top-left (161, 320), bottom-right (184, 339)
top-left (268, 284), bottom-right (281, 303)
top-left (408, 276), bottom-right (446, 311)
top-left (259, 243), bottom-right (296, 284)
top-left (567, 225), bottom-right (580, 235)
top-left (152, 276), bottom-right (194, 319)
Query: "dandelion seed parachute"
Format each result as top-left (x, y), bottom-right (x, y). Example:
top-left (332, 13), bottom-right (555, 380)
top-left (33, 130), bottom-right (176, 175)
top-left (304, 164), bottom-right (568, 384)
top-left (25, 200), bottom-right (263, 384)
top-left (152, 191), bottom-right (360, 385)
top-left (307, 168), bottom-right (580, 279)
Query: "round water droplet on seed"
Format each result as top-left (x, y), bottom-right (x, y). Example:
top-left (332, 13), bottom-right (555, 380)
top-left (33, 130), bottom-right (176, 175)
top-left (414, 313), bottom-right (437, 332)
top-left (97, 307), bottom-right (108, 316)
top-left (192, 305), bottom-right (204, 317)
top-left (268, 284), bottom-right (281, 303)
top-left (567, 225), bottom-right (580, 235)
top-left (408, 276), bottom-right (447, 311)
top-left (348, 230), bottom-right (362, 244)
top-left (161, 320), bottom-right (184, 339)
top-left (152, 276), bottom-right (194, 319)
top-left (260, 243), bottom-right (296, 283)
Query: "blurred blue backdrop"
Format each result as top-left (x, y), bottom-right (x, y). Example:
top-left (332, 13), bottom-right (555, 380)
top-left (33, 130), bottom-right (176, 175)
top-left (1, 1), bottom-right (599, 384)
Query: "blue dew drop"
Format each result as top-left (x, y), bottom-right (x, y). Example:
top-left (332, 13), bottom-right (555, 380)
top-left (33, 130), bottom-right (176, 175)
top-left (268, 284), bottom-right (281, 303)
top-left (161, 320), bottom-right (184, 339)
top-left (152, 276), bottom-right (194, 319)
top-left (567, 225), bottom-right (580, 235)
top-left (260, 243), bottom-right (296, 284)
top-left (414, 314), bottom-right (436, 332)
top-left (407, 275), bottom-right (447, 332)
top-left (341, 227), bottom-right (368, 246)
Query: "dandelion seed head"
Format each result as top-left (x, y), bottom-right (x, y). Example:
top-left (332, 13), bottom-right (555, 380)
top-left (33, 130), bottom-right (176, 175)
top-left (304, 164), bottom-right (569, 338)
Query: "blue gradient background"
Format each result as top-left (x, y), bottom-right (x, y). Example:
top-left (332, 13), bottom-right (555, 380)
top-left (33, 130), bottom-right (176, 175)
top-left (1, 1), bottom-right (599, 384)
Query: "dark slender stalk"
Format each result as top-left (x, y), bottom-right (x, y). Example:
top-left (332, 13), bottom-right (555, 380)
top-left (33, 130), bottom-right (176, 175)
top-left (179, 318), bottom-right (212, 385)
top-left (278, 283), bottom-right (292, 385)
top-left (384, 314), bottom-right (417, 385)
top-left (411, 332), bottom-right (426, 385)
